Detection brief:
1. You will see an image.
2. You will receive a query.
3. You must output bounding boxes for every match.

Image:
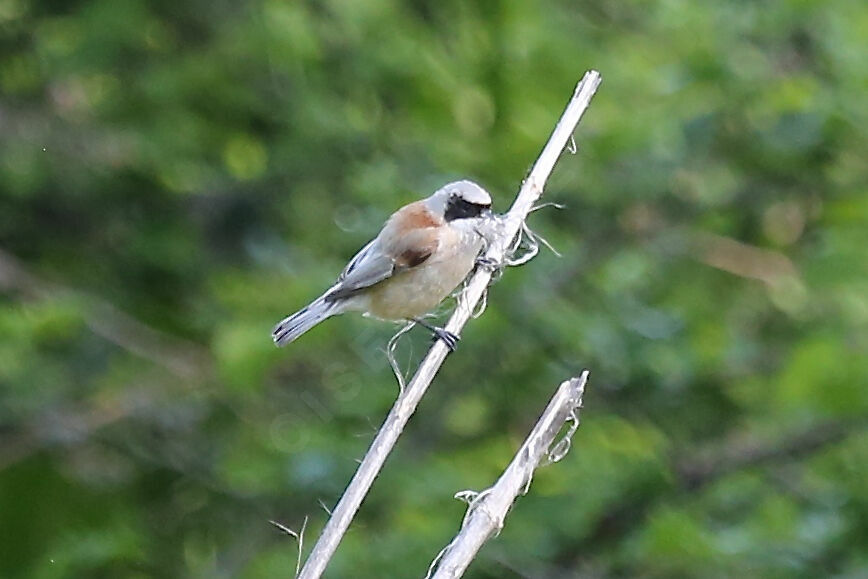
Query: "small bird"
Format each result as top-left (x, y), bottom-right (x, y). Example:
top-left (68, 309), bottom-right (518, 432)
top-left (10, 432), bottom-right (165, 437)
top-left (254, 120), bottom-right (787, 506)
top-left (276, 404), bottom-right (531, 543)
top-left (272, 180), bottom-right (494, 350)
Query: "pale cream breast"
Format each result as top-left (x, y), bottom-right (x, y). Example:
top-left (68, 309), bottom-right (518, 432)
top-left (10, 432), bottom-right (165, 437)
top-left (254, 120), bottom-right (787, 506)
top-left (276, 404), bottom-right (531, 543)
top-left (363, 229), bottom-right (482, 320)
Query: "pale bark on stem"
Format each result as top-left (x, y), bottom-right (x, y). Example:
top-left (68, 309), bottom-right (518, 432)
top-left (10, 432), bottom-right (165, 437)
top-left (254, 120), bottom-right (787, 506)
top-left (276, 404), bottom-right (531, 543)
top-left (297, 71), bottom-right (602, 579)
top-left (427, 372), bottom-right (589, 579)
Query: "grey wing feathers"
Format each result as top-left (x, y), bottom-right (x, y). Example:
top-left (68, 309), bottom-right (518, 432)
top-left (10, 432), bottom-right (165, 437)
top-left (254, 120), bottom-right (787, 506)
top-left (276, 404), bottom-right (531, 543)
top-left (326, 240), bottom-right (395, 300)
top-left (325, 217), bottom-right (440, 301)
top-left (339, 239), bottom-right (376, 280)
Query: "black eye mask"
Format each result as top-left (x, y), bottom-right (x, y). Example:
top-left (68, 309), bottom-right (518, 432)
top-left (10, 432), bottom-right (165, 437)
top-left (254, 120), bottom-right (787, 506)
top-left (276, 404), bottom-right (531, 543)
top-left (445, 195), bottom-right (491, 221)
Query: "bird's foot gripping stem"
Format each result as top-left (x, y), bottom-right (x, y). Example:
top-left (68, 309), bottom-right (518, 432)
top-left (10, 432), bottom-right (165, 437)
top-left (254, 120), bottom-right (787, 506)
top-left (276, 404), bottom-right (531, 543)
top-left (431, 327), bottom-right (460, 352)
top-left (475, 256), bottom-right (501, 272)
top-left (412, 318), bottom-right (460, 352)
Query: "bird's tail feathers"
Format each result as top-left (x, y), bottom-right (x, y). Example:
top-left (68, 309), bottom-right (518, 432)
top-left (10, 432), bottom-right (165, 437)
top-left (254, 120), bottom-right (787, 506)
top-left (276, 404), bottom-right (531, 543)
top-left (272, 296), bottom-right (340, 347)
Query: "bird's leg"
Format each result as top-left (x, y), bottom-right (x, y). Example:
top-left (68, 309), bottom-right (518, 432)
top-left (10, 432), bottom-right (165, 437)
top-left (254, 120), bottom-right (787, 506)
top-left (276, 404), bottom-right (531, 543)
top-left (412, 317), bottom-right (460, 352)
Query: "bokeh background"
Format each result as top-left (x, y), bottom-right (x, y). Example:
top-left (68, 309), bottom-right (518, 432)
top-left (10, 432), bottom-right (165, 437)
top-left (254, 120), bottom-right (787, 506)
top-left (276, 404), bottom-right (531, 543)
top-left (2, 0), bottom-right (868, 577)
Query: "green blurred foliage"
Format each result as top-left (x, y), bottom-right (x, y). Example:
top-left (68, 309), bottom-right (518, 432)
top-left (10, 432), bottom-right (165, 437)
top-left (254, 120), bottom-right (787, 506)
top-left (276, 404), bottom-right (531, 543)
top-left (2, 0), bottom-right (867, 577)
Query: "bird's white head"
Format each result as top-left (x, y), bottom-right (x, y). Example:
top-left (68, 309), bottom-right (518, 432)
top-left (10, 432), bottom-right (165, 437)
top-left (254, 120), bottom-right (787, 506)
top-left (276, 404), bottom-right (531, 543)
top-left (426, 180), bottom-right (493, 222)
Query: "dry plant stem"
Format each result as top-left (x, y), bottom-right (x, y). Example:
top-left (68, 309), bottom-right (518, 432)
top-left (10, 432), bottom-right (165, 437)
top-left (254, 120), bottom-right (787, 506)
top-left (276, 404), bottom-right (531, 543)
top-left (428, 372), bottom-right (589, 579)
top-left (297, 71), bottom-right (602, 579)
top-left (270, 517), bottom-right (308, 578)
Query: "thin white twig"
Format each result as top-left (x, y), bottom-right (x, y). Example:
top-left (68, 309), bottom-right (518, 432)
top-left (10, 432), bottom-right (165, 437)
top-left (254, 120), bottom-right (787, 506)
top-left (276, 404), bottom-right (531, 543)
top-left (504, 222), bottom-right (541, 266)
top-left (297, 71), bottom-right (601, 579)
top-left (428, 372), bottom-right (590, 578)
top-left (544, 407), bottom-right (581, 466)
top-left (529, 201), bottom-right (566, 213)
top-left (317, 499), bottom-right (333, 516)
top-left (523, 221), bottom-right (562, 258)
top-left (425, 535), bottom-right (459, 579)
top-left (471, 287), bottom-right (488, 319)
top-left (386, 320), bottom-right (416, 394)
top-left (270, 516), bottom-right (309, 578)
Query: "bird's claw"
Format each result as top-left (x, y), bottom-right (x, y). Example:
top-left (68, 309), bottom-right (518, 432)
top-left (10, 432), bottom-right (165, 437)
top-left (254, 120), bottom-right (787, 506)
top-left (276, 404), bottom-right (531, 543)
top-left (410, 317), bottom-right (460, 352)
top-left (432, 327), bottom-right (460, 352)
top-left (475, 256), bottom-right (500, 271)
